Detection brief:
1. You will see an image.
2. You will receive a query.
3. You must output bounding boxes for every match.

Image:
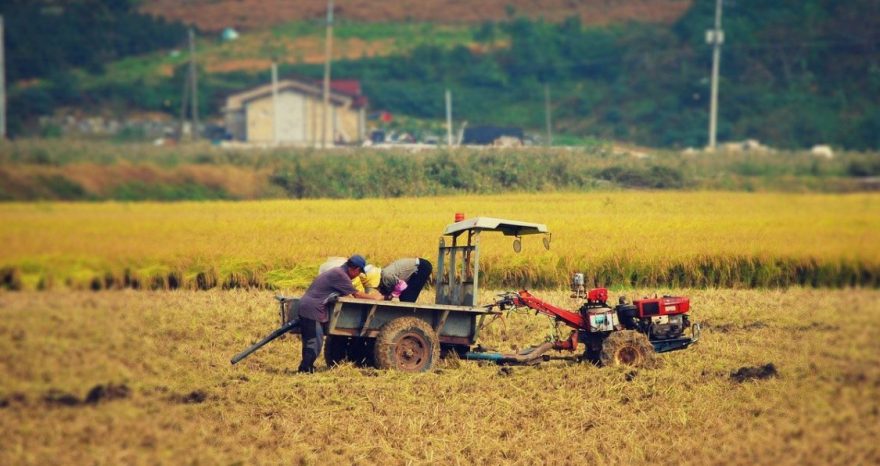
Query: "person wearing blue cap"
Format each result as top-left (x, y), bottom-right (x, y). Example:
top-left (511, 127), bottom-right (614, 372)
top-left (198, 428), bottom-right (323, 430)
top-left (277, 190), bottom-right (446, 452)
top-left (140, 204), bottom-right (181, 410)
top-left (296, 254), bottom-right (381, 373)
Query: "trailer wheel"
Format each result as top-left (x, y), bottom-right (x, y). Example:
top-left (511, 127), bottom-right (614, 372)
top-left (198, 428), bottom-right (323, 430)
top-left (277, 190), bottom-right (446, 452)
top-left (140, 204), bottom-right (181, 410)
top-left (324, 335), bottom-right (350, 367)
top-left (374, 317), bottom-right (440, 372)
top-left (600, 330), bottom-right (657, 368)
top-left (346, 337), bottom-right (375, 367)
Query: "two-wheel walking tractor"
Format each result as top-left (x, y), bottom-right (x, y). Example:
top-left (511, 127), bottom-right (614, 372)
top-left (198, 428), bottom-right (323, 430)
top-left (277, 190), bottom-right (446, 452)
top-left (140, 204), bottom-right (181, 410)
top-left (231, 217), bottom-right (700, 372)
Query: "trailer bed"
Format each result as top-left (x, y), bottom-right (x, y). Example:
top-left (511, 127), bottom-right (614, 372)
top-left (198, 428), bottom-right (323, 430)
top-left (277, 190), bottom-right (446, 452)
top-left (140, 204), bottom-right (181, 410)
top-left (282, 297), bottom-right (495, 346)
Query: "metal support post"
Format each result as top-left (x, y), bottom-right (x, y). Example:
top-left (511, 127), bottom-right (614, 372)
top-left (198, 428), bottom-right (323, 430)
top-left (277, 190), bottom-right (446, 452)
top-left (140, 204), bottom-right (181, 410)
top-left (321, 0), bottom-right (334, 148)
top-left (707, 0), bottom-right (724, 150)
top-left (445, 89), bottom-right (453, 146)
top-left (272, 62), bottom-right (279, 145)
top-left (544, 83), bottom-right (553, 147)
top-left (188, 28), bottom-right (199, 141)
top-left (0, 16), bottom-right (6, 140)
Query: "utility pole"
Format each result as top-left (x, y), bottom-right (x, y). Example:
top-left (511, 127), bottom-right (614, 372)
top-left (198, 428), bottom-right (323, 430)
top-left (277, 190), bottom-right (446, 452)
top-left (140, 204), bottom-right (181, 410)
top-left (188, 28), bottom-right (199, 141)
top-left (445, 89), bottom-right (453, 146)
top-left (706, 0), bottom-right (724, 150)
top-left (321, 0), bottom-right (334, 148)
top-left (271, 62), bottom-right (279, 145)
top-left (0, 15), bottom-right (6, 140)
top-left (544, 83), bottom-right (553, 147)
top-left (179, 70), bottom-right (189, 138)
top-left (179, 35), bottom-right (190, 139)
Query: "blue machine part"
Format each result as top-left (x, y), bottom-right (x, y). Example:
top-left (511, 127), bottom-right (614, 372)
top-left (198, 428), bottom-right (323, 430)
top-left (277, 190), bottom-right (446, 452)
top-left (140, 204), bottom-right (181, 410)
top-left (463, 352), bottom-right (506, 362)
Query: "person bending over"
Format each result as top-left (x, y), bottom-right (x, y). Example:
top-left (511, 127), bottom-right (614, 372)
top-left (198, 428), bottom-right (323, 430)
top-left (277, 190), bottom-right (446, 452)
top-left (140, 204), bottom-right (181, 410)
top-left (296, 254), bottom-right (381, 373)
top-left (379, 258), bottom-right (433, 303)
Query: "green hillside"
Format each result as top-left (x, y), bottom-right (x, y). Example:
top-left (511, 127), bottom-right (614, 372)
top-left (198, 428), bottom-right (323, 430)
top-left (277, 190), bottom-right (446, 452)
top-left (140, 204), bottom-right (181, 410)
top-left (3, 0), bottom-right (879, 149)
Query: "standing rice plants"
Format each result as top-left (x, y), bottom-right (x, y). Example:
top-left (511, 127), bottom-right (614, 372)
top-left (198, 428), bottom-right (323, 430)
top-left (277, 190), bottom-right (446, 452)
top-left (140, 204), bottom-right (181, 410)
top-left (0, 192), bottom-right (877, 290)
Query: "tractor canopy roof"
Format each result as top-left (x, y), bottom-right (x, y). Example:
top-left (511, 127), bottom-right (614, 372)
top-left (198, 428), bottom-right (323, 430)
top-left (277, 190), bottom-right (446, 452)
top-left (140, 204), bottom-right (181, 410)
top-left (442, 217), bottom-right (549, 237)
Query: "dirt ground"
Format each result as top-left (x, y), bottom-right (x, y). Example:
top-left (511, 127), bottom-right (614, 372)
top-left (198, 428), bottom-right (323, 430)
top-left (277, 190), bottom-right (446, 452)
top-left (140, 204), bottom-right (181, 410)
top-left (141, 0), bottom-right (692, 31)
top-left (1, 288), bottom-right (878, 464)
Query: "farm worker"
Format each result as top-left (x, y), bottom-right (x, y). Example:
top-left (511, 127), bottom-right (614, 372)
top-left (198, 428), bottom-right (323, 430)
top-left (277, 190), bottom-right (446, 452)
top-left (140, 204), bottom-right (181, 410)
top-left (318, 257), bottom-right (382, 296)
top-left (297, 254), bottom-right (382, 373)
top-left (359, 264), bottom-right (382, 293)
top-left (389, 280), bottom-right (407, 300)
top-left (379, 258), bottom-right (433, 303)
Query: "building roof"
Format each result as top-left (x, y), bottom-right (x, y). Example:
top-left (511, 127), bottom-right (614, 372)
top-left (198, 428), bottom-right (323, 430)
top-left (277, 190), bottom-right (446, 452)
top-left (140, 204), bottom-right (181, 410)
top-left (330, 80), bottom-right (362, 96)
top-left (330, 80), bottom-right (368, 108)
top-left (224, 79), bottom-right (367, 112)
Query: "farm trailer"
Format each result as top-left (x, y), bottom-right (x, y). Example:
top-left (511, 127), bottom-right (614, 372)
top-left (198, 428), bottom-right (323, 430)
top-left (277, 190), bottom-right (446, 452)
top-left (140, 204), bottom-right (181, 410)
top-left (231, 216), bottom-right (700, 372)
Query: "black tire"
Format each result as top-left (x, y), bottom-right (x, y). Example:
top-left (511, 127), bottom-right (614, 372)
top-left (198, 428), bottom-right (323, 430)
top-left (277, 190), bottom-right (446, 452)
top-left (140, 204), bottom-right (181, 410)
top-left (346, 337), bottom-right (375, 367)
top-left (599, 330), bottom-right (658, 368)
top-left (324, 335), bottom-right (350, 367)
top-left (582, 346), bottom-right (602, 364)
top-left (374, 317), bottom-right (440, 372)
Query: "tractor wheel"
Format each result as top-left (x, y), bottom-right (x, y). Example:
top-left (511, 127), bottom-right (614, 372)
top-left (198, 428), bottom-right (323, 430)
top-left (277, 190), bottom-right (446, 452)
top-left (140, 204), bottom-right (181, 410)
top-left (374, 317), bottom-right (440, 372)
top-left (324, 335), bottom-right (350, 367)
top-left (600, 330), bottom-right (658, 368)
top-left (582, 346), bottom-right (602, 364)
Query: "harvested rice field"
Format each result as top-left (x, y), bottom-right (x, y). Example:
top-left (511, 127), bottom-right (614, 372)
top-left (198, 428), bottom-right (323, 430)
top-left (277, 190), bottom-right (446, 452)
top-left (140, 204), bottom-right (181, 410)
top-left (1, 288), bottom-right (878, 465)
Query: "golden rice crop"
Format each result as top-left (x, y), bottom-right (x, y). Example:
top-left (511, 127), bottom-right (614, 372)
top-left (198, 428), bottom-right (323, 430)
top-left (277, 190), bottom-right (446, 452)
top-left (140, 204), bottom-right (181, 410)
top-left (0, 192), bottom-right (878, 290)
top-left (1, 288), bottom-right (878, 465)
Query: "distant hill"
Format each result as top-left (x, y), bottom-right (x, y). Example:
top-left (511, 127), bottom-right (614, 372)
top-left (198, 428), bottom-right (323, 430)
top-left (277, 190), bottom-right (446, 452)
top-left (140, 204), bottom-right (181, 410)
top-left (5, 0), bottom-right (879, 150)
top-left (140, 0), bottom-right (692, 31)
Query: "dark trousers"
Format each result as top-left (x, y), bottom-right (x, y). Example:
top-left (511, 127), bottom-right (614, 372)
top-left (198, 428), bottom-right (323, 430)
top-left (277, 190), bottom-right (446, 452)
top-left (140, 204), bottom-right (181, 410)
top-left (400, 259), bottom-right (432, 303)
top-left (298, 317), bottom-right (325, 373)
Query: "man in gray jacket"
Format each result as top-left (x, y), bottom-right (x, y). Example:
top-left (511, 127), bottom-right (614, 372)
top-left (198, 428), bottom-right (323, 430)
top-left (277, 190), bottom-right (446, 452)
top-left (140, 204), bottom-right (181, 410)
top-left (296, 254), bottom-right (381, 373)
top-left (379, 257), bottom-right (433, 303)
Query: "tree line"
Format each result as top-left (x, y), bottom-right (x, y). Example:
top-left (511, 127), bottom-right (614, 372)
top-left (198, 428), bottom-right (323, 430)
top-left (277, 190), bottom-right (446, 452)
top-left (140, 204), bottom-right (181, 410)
top-left (3, 0), bottom-right (879, 150)
top-left (1, 0), bottom-right (185, 81)
top-left (335, 0), bottom-right (880, 149)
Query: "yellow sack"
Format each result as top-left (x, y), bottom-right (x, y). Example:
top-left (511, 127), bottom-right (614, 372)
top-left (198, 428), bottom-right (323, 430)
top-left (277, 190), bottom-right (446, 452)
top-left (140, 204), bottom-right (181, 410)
top-left (359, 265), bottom-right (382, 292)
top-left (318, 257), bottom-right (380, 293)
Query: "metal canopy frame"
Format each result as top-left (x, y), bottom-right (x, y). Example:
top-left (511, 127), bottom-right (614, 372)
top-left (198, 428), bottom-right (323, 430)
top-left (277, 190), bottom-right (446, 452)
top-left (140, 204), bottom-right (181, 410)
top-left (435, 217), bottom-right (549, 307)
top-left (442, 217), bottom-right (549, 237)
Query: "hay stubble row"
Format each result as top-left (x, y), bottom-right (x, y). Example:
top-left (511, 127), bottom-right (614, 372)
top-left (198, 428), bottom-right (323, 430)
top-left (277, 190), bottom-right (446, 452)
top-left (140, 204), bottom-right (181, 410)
top-left (0, 288), bottom-right (878, 464)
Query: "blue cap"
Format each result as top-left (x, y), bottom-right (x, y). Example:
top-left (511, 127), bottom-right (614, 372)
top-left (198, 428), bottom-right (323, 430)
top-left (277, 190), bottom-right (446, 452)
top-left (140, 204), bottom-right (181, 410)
top-left (346, 254), bottom-right (367, 271)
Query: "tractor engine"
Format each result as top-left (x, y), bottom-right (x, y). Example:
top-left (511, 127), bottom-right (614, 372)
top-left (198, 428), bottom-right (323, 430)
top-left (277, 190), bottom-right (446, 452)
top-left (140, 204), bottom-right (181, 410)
top-left (570, 275), bottom-right (692, 341)
top-left (576, 287), bottom-right (618, 333)
top-left (615, 296), bottom-right (691, 340)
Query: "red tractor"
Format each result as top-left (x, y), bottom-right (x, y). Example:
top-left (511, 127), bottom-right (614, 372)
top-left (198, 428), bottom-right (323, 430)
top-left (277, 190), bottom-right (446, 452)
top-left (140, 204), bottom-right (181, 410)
top-left (468, 278), bottom-right (700, 368)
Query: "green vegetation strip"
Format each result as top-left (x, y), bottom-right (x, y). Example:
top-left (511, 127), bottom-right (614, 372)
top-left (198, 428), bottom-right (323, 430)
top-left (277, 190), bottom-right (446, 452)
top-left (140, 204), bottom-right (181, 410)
top-left (1, 141), bottom-right (879, 202)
